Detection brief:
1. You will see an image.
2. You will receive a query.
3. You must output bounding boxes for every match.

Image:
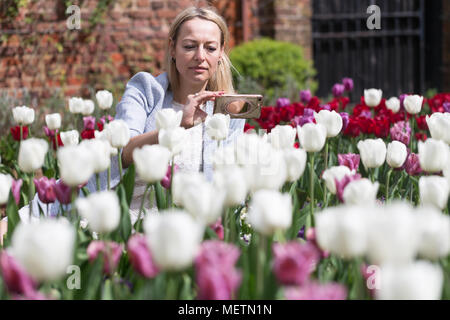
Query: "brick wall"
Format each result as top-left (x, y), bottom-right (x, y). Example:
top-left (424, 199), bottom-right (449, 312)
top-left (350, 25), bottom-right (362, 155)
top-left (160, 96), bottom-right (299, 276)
top-left (0, 0), bottom-right (313, 101)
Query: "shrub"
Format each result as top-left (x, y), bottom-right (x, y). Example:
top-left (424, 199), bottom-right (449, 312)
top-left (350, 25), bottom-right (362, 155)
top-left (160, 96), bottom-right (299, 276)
top-left (230, 38), bottom-right (317, 105)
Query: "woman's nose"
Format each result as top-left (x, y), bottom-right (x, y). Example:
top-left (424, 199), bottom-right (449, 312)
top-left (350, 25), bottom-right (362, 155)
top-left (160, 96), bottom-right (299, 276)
top-left (194, 46), bottom-right (206, 61)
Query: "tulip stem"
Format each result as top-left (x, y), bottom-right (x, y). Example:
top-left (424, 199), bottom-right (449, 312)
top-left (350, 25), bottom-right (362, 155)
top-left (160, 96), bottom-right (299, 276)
top-left (136, 183), bottom-right (150, 233)
top-left (165, 273), bottom-right (179, 300)
top-left (20, 125), bottom-right (23, 142)
top-left (28, 173), bottom-right (34, 220)
top-left (107, 167), bottom-right (111, 190)
top-left (70, 188), bottom-right (76, 221)
top-left (118, 154), bottom-right (123, 181)
top-left (309, 153), bottom-right (315, 228)
top-left (323, 141), bottom-right (329, 207)
top-left (96, 173), bottom-right (100, 192)
top-left (409, 118), bottom-right (414, 153)
top-left (256, 234), bottom-right (266, 299)
top-left (167, 158), bottom-right (174, 208)
top-left (385, 168), bottom-right (393, 203)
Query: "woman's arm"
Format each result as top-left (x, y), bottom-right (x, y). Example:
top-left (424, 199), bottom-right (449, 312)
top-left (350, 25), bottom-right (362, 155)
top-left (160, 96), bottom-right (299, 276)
top-left (122, 129), bottom-right (159, 168)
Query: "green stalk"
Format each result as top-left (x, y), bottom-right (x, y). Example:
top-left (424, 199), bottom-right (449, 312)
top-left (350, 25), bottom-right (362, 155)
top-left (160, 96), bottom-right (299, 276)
top-left (323, 141), bottom-right (329, 207)
top-left (136, 184), bottom-right (150, 233)
top-left (28, 173), bottom-right (35, 220)
top-left (165, 273), bottom-right (179, 300)
top-left (256, 234), bottom-right (266, 299)
top-left (107, 167), bottom-right (111, 190)
top-left (309, 153), bottom-right (315, 228)
top-left (410, 118), bottom-right (414, 153)
top-left (96, 173), bottom-right (100, 192)
top-left (385, 168), bottom-right (393, 203)
top-left (20, 126), bottom-right (23, 142)
top-left (117, 154), bottom-right (123, 181)
top-left (70, 187), bottom-right (77, 222)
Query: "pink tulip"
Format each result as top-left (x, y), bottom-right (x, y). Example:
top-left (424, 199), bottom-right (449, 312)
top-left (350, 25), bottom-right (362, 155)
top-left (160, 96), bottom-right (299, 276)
top-left (342, 78), bottom-right (354, 91)
top-left (210, 218), bottom-right (224, 241)
top-left (390, 121), bottom-right (411, 146)
top-left (34, 177), bottom-right (57, 204)
top-left (195, 240), bottom-right (241, 300)
top-left (161, 164), bottom-right (179, 189)
top-left (272, 241), bottom-right (321, 286)
top-left (305, 227), bottom-right (330, 259)
top-left (54, 181), bottom-right (73, 205)
top-left (126, 235), bottom-right (159, 278)
top-left (83, 116), bottom-right (96, 130)
top-left (404, 152), bottom-right (422, 176)
top-left (335, 174), bottom-right (362, 203)
top-left (276, 98), bottom-right (291, 108)
top-left (300, 90), bottom-right (312, 104)
top-left (332, 83), bottom-right (345, 98)
top-left (11, 179), bottom-right (22, 205)
top-left (337, 153), bottom-right (360, 172)
top-left (285, 281), bottom-right (347, 300)
top-left (87, 241), bottom-right (123, 274)
top-left (43, 126), bottom-right (55, 138)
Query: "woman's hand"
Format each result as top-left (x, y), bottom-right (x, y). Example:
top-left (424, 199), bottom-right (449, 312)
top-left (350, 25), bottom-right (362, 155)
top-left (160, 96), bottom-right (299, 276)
top-left (180, 91), bottom-right (224, 128)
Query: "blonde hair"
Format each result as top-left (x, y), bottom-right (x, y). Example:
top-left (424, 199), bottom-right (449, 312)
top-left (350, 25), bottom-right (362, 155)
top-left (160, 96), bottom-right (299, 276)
top-left (164, 6), bottom-right (235, 94)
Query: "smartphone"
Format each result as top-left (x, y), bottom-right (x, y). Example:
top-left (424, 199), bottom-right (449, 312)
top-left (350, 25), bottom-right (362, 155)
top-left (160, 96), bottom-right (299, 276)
top-left (213, 94), bottom-right (263, 119)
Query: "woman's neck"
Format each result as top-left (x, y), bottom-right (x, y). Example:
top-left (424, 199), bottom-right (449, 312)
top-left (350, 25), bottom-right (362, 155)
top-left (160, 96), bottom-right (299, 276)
top-left (172, 81), bottom-right (208, 104)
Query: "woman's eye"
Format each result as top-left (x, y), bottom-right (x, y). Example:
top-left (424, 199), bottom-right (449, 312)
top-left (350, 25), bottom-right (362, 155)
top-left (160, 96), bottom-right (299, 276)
top-left (184, 46), bottom-right (195, 49)
top-left (208, 47), bottom-right (216, 51)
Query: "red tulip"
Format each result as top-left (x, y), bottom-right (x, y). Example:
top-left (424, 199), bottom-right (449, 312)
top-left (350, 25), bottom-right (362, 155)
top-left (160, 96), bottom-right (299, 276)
top-left (10, 126), bottom-right (29, 141)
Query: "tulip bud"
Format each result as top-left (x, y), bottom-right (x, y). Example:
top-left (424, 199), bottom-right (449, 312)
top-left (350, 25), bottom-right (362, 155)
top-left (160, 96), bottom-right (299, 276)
top-left (213, 166), bottom-right (248, 207)
top-left (104, 120), bottom-right (130, 148)
top-left (357, 138), bottom-right (386, 169)
top-left (158, 127), bottom-right (187, 156)
top-left (0, 174), bottom-right (13, 205)
top-left (79, 139), bottom-right (111, 173)
top-left (283, 148), bottom-right (307, 182)
top-left (205, 113), bottom-right (230, 141)
top-left (364, 89), bottom-right (382, 107)
top-left (276, 98), bottom-right (290, 107)
top-left (268, 125), bottom-right (297, 149)
top-left (68, 97), bottom-right (84, 114)
top-left (18, 138), bottom-right (49, 173)
top-left (57, 145), bottom-right (95, 187)
top-left (322, 166), bottom-right (353, 194)
top-left (426, 112), bottom-right (450, 144)
top-left (133, 144), bottom-right (171, 183)
top-left (34, 177), bottom-right (57, 204)
top-left (76, 191), bottom-right (121, 234)
top-left (386, 141), bottom-right (408, 168)
top-left (11, 219), bottom-right (75, 282)
top-left (60, 130), bottom-right (79, 146)
top-left (81, 99), bottom-right (95, 116)
top-left (155, 108), bottom-right (183, 130)
top-left (385, 97), bottom-right (400, 113)
top-left (95, 90), bottom-right (113, 110)
top-left (12, 106), bottom-right (35, 125)
top-left (299, 90), bottom-right (311, 104)
top-left (314, 110), bottom-right (343, 138)
top-left (418, 138), bottom-right (449, 173)
top-left (332, 84), bottom-right (345, 98)
top-left (144, 210), bottom-right (204, 271)
top-left (247, 190), bottom-right (292, 236)
top-left (342, 78), bottom-right (354, 91)
top-left (343, 178), bottom-right (379, 205)
top-left (419, 176), bottom-right (449, 210)
top-left (297, 123), bottom-right (327, 152)
top-left (45, 113), bottom-right (61, 130)
top-left (403, 95), bottom-right (423, 115)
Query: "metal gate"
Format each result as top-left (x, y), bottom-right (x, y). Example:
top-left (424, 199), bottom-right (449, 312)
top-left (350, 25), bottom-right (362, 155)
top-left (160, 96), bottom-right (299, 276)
top-left (312, 0), bottom-right (425, 99)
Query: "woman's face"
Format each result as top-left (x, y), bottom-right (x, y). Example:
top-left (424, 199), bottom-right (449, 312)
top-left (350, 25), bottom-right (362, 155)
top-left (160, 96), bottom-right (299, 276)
top-left (170, 17), bottom-right (224, 87)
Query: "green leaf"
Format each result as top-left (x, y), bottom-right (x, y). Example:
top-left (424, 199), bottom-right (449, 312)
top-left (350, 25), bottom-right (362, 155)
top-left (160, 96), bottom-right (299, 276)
top-left (117, 185), bottom-right (131, 243)
top-left (122, 163), bottom-right (135, 207)
top-left (154, 182), bottom-right (166, 210)
top-left (101, 279), bottom-right (114, 300)
top-left (6, 191), bottom-right (19, 244)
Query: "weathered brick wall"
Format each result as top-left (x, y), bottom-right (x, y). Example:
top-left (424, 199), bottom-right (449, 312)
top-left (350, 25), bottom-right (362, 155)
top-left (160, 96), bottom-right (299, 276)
top-left (0, 0), bottom-right (313, 101)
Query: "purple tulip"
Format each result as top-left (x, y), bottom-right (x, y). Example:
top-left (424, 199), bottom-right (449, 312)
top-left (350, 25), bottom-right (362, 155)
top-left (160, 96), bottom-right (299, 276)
top-left (276, 98), bottom-right (291, 108)
top-left (34, 177), bottom-right (57, 204)
top-left (332, 84), bottom-right (345, 98)
top-left (338, 153), bottom-right (360, 172)
top-left (443, 102), bottom-right (450, 113)
top-left (43, 126), bottom-right (55, 138)
top-left (399, 94), bottom-right (408, 110)
top-left (300, 90), bottom-right (312, 104)
top-left (297, 226), bottom-right (305, 239)
top-left (0, 251), bottom-right (43, 299)
top-left (161, 164), bottom-right (179, 189)
top-left (284, 281), bottom-right (347, 300)
top-left (404, 153), bottom-right (422, 176)
top-left (195, 240), bottom-right (241, 300)
top-left (210, 218), bottom-right (224, 241)
top-left (127, 235), bottom-right (159, 278)
top-left (99, 115), bottom-right (114, 125)
top-left (83, 116), bottom-right (96, 130)
top-left (335, 174), bottom-right (362, 202)
top-left (11, 179), bottom-right (22, 205)
top-left (390, 121), bottom-right (411, 146)
top-left (321, 104), bottom-right (331, 111)
top-left (339, 112), bottom-right (350, 131)
top-left (293, 108), bottom-right (315, 127)
top-left (342, 78), bottom-right (354, 91)
top-left (87, 241), bottom-right (123, 275)
top-left (272, 241), bottom-right (321, 286)
top-left (360, 109), bottom-right (372, 119)
top-left (54, 181), bottom-right (73, 205)
top-left (305, 228), bottom-right (329, 259)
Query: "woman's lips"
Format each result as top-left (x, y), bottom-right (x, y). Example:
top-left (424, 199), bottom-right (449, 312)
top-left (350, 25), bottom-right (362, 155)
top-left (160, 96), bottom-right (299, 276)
top-left (190, 67), bottom-right (208, 72)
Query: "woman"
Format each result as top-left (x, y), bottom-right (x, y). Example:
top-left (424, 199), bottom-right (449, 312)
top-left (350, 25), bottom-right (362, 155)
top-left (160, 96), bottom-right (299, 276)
top-left (18, 6), bottom-right (245, 222)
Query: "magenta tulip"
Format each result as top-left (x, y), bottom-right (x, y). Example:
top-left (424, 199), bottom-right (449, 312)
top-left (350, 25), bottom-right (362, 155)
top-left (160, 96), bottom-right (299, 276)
top-left (83, 116), bottom-right (96, 130)
top-left (335, 174), bottom-right (362, 202)
top-left (126, 235), bottom-right (159, 278)
top-left (390, 121), bottom-right (411, 146)
top-left (87, 241), bottom-right (123, 274)
top-left (11, 179), bottom-right (22, 205)
top-left (337, 153), bottom-right (360, 172)
top-left (34, 177), bottom-right (56, 204)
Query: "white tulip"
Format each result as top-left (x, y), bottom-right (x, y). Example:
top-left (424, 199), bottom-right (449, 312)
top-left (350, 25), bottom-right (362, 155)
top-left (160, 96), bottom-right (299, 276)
top-left (205, 114), bottom-right (230, 141)
top-left (357, 138), bottom-right (386, 169)
top-left (444, 164), bottom-right (450, 190)
top-left (234, 133), bottom-right (264, 166)
top-left (12, 106), bottom-right (35, 125)
top-left (419, 176), bottom-right (449, 210)
top-left (11, 219), bottom-right (75, 282)
top-left (314, 110), bottom-right (343, 137)
top-left (213, 166), bottom-right (248, 207)
top-left (0, 174), bottom-right (13, 205)
top-left (403, 94), bottom-right (423, 115)
top-left (426, 112), bottom-right (450, 144)
top-left (366, 202), bottom-right (419, 265)
top-left (18, 138), bottom-right (48, 173)
top-left (386, 141), bottom-right (407, 168)
top-left (133, 144), bottom-right (171, 183)
top-left (283, 148), bottom-right (307, 182)
top-left (155, 108), bottom-right (183, 130)
top-left (68, 97), bottom-right (84, 114)
top-left (343, 178), bottom-right (379, 205)
top-left (57, 145), bottom-right (95, 186)
top-left (104, 120), bottom-right (130, 148)
top-left (144, 210), bottom-right (204, 271)
top-left (75, 191), bottom-right (120, 234)
top-left (385, 97), bottom-right (400, 113)
top-left (81, 99), bottom-right (95, 115)
top-left (415, 206), bottom-right (450, 260)
top-left (297, 123), bottom-right (327, 152)
top-left (212, 145), bottom-right (237, 170)
top-left (418, 138), bottom-right (449, 172)
top-left (322, 165), bottom-right (353, 194)
top-left (172, 171), bottom-right (207, 206)
top-left (158, 127), bottom-right (187, 156)
top-left (60, 130), bottom-right (79, 146)
top-left (376, 261), bottom-right (443, 300)
top-left (268, 125), bottom-right (297, 149)
top-left (247, 190), bottom-right (292, 236)
top-left (79, 139), bottom-right (111, 173)
top-left (45, 113), bottom-right (61, 130)
top-left (95, 90), bottom-right (113, 110)
top-left (316, 205), bottom-right (368, 258)
top-left (364, 89), bottom-right (382, 107)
